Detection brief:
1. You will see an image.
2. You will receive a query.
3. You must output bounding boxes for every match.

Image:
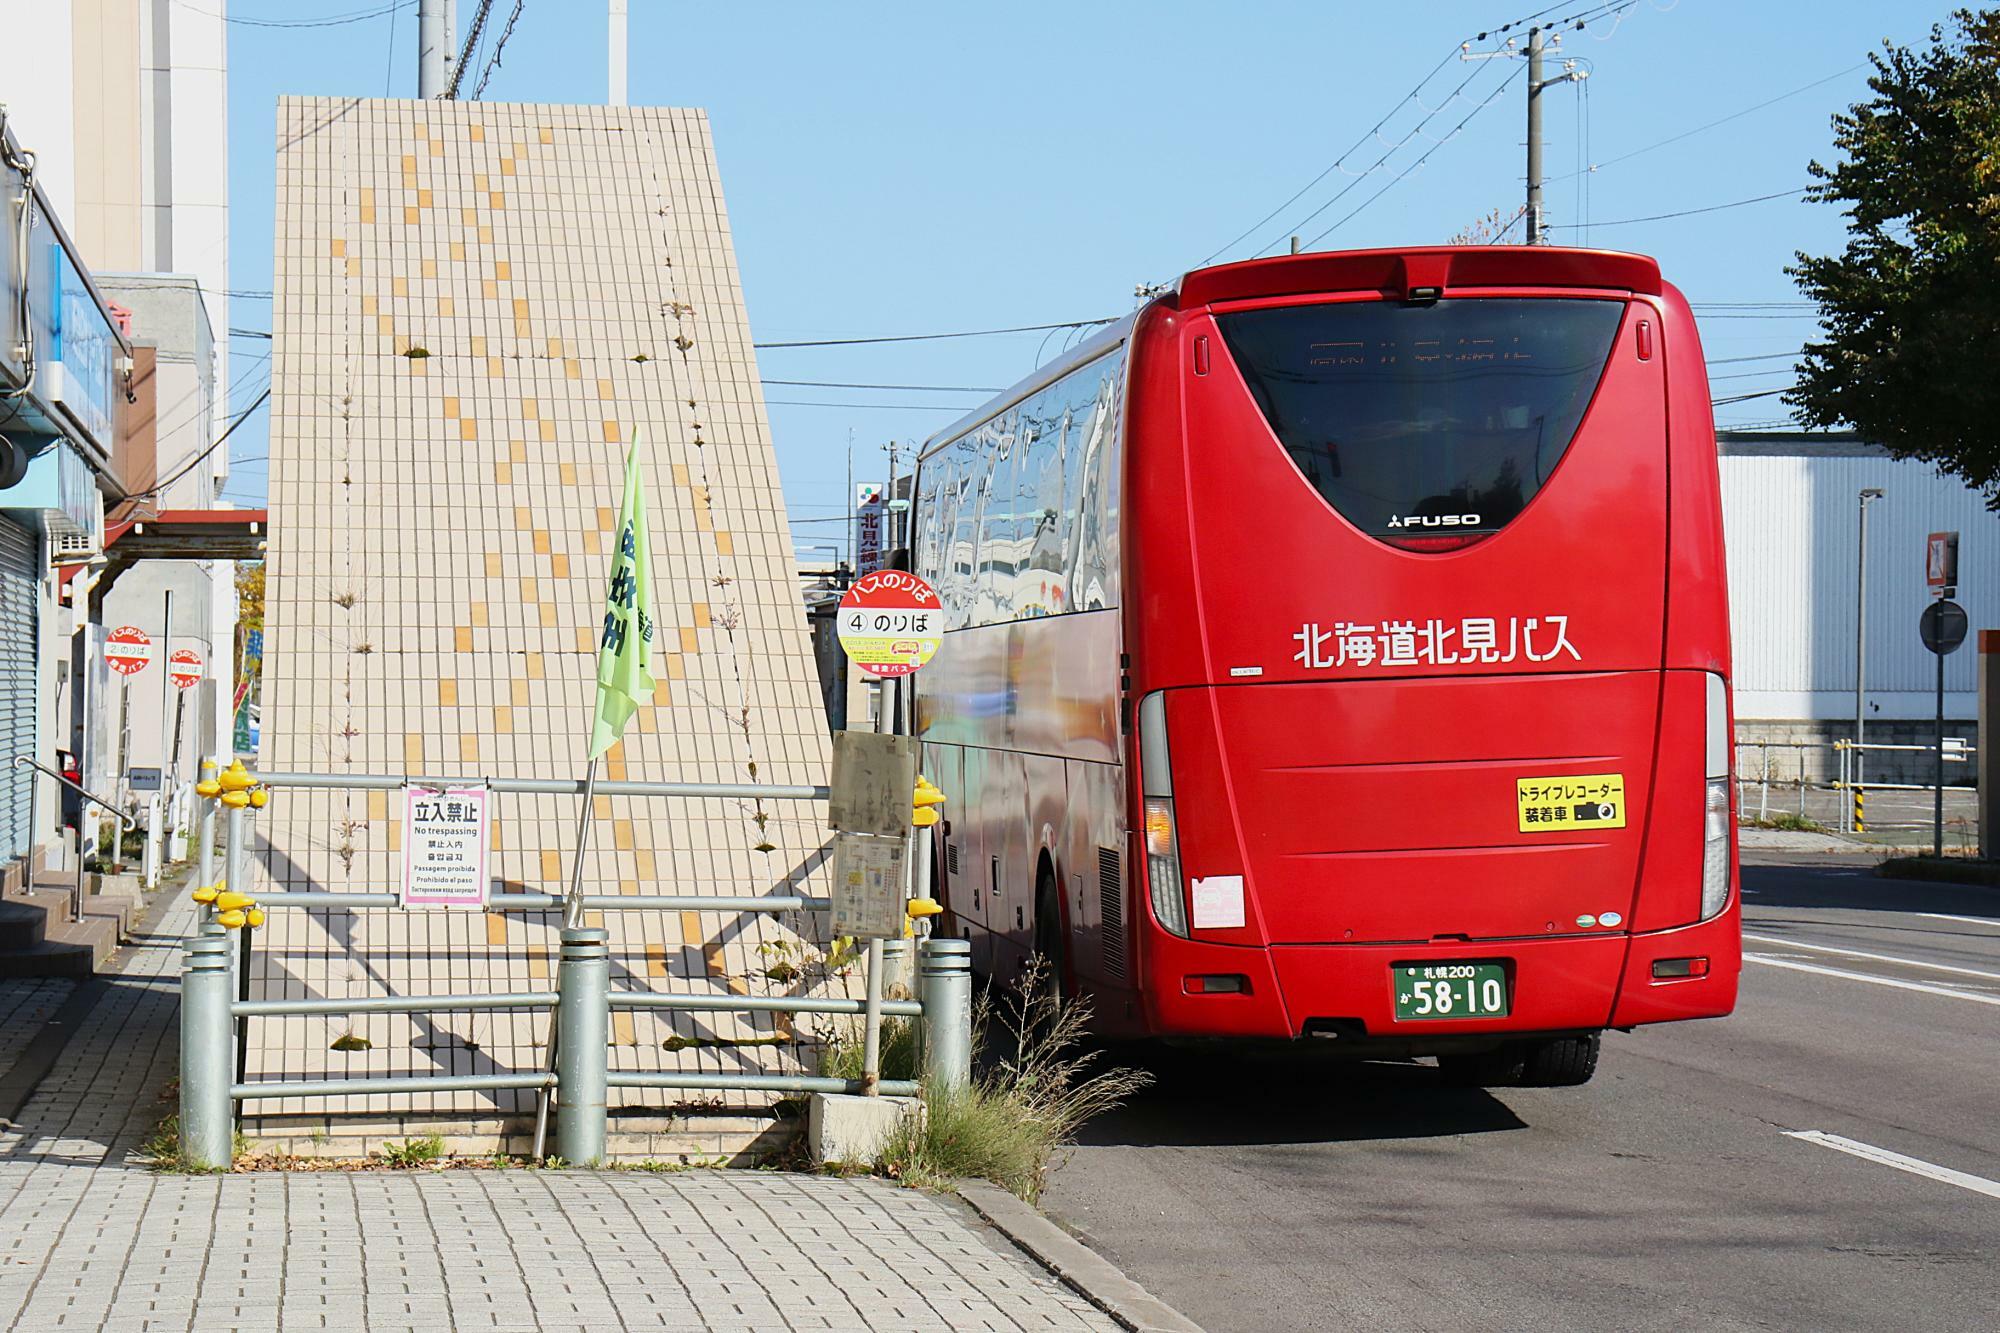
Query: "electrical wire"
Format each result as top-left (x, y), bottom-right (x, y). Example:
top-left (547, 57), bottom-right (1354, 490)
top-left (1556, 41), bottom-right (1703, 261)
top-left (472, 1), bottom-right (528, 100)
top-left (765, 399), bottom-right (979, 412)
top-left (1547, 186), bottom-right (1807, 229)
top-left (127, 388), bottom-right (272, 505)
top-left (445, 0), bottom-right (498, 99)
top-left (755, 319), bottom-right (1115, 349)
top-left (1711, 387), bottom-right (1790, 406)
top-left (173, 0), bottom-right (415, 28)
top-left (761, 379), bottom-right (1003, 393)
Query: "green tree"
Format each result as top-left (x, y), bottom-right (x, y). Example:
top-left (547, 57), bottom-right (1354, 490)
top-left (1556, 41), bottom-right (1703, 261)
top-left (1788, 9), bottom-right (2000, 507)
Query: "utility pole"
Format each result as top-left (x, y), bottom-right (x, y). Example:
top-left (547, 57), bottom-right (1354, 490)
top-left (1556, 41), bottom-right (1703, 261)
top-left (1463, 28), bottom-right (1585, 245)
top-left (418, 0), bottom-right (456, 98)
top-left (609, 0), bottom-right (628, 106)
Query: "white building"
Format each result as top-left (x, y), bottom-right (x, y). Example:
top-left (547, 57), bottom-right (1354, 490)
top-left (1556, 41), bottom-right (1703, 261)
top-left (1720, 432), bottom-right (1995, 778)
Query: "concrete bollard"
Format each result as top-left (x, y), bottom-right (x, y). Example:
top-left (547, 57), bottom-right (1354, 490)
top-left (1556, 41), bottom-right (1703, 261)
top-left (917, 936), bottom-right (972, 1092)
top-left (556, 927), bottom-right (609, 1165)
top-left (180, 935), bottom-right (236, 1169)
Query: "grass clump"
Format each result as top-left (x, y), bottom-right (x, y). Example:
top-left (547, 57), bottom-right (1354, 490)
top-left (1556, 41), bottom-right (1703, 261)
top-left (1742, 811), bottom-right (1825, 832)
top-left (376, 1134), bottom-right (445, 1168)
top-left (879, 957), bottom-right (1149, 1204)
top-left (818, 1015), bottom-right (920, 1084)
top-left (136, 1113), bottom-right (229, 1174)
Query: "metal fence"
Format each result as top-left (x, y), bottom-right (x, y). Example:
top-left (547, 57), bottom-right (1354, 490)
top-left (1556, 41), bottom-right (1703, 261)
top-left (178, 769), bottom-right (970, 1169)
top-left (1734, 739), bottom-right (1980, 833)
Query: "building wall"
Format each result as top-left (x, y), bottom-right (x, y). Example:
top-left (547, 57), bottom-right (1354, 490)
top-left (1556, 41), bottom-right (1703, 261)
top-left (256, 98), bottom-right (834, 1114)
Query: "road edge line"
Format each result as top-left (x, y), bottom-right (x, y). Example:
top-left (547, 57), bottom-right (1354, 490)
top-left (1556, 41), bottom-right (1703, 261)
top-left (1783, 1130), bottom-right (2000, 1200)
top-left (1743, 953), bottom-right (2000, 1006)
top-left (955, 1178), bottom-right (1204, 1333)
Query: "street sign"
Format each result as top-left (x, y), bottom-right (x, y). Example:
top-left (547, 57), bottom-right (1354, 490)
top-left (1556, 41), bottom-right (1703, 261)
top-left (854, 489), bottom-right (886, 576)
top-left (1920, 599), bottom-right (1968, 656)
top-left (400, 784), bottom-right (491, 908)
top-left (105, 626), bottom-right (153, 676)
top-left (828, 730), bottom-right (917, 837)
top-left (836, 570), bottom-right (941, 679)
top-left (1926, 531), bottom-right (1959, 598)
top-left (127, 767), bottom-right (161, 792)
top-left (169, 649), bottom-right (204, 690)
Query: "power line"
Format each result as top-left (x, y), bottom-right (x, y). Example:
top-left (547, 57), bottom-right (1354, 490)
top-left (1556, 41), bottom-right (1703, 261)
top-left (765, 399), bottom-right (978, 412)
top-left (445, 0), bottom-right (498, 99)
top-left (1706, 351), bottom-right (1802, 365)
top-left (761, 378), bottom-right (1002, 393)
top-left (127, 388), bottom-right (272, 504)
top-left (1712, 387), bottom-right (1791, 406)
top-left (174, 0), bottom-right (415, 28)
top-left (472, 1), bottom-right (528, 100)
top-left (1548, 186), bottom-right (1808, 229)
top-left (754, 318), bottom-right (1115, 349)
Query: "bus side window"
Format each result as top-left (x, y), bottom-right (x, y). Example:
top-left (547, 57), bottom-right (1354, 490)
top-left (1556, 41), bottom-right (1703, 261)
top-left (1068, 358), bottom-right (1124, 610)
top-left (1023, 386), bottom-right (1069, 616)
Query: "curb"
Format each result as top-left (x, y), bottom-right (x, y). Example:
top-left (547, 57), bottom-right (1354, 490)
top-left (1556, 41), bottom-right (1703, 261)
top-left (1874, 856), bottom-right (2000, 889)
top-left (956, 1179), bottom-right (1203, 1333)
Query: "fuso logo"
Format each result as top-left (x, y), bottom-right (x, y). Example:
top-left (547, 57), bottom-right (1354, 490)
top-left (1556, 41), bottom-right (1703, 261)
top-left (1386, 513), bottom-right (1481, 529)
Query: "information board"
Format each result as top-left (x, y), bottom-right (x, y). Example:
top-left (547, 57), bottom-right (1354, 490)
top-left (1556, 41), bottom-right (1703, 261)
top-left (400, 784), bottom-right (492, 908)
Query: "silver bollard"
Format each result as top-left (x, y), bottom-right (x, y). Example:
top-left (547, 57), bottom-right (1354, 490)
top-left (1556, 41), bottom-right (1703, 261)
top-left (180, 935), bottom-right (236, 1169)
top-left (556, 927), bottom-right (609, 1166)
top-left (917, 936), bottom-right (972, 1092)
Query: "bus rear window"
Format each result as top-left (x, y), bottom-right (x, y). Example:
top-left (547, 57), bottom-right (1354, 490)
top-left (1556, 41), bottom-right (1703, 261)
top-left (1215, 298), bottom-right (1624, 548)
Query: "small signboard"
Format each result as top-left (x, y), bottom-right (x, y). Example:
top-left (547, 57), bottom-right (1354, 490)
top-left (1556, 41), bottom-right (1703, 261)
top-left (831, 831), bottom-right (906, 939)
top-left (854, 489), bottom-right (886, 577)
top-left (169, 648), bottom-right (204, 690)
top-left (127, 766), bottom-right (162, 793)
top-left (106, 626), bottom-right (153, 676)
top-left (400, 784), bottom-right (491, 908)
top-left (836, 570), bottom-right (942, 679)
top-left (1926, 531), bottom-right (1959, 598)
top-left (828, 730), bottom-right (917, 837)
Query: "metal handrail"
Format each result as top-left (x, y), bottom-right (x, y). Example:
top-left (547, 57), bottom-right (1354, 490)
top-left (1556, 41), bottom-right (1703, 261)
top-left (252, 891), bottom-right (833, 913)
top-left (254, 770), bottom-right (830, 801)
top-left (13, 755), bottom-right (138, 924)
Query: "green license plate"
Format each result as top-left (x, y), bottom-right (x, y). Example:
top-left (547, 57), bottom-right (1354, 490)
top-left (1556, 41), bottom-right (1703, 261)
top-left (1392, 962), bottom-right (1510, 1021)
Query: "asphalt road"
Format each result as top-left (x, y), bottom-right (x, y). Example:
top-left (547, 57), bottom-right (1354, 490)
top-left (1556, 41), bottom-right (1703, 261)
top-left (1043, 854), bottom-right (2000, 1332)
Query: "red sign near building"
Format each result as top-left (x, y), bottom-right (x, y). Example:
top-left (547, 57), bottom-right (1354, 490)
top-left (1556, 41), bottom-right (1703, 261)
top-left (169, 648), bottom-right (204, 690)
top-left (105, 626), bottom-right (153, 676)
top-left (1926, 531), bottom-right (1959, 597)
top-left (836, 570), bottom-right (942, 678)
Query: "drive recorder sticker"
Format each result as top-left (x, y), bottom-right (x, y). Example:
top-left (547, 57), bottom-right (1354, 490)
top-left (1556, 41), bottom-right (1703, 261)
top-left (1517, 774), bottom-right (1626, 832)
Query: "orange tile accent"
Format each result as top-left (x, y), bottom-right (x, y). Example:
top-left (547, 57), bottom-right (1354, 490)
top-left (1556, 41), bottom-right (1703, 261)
top-left (489, 191), bottom-right (505, 209)
top-left (500, 157), bottom-right (516, 176)
top-left (691, 602), bottom-right (712, 628)
top-left (681, 911), bottom-right (703, 946)
top-left (494, 462), bottom-right (512, 486)
top-left (460, 733), bottom-right (479, 762)
top-left (493, 706), bottom-right (513, 733)
top-left (511, 678), bottom-right (531, 707)
top-left (400, 153), bottom-right (416, 180)
top-left (581, 529), bottom-right (600, 556)
top-left (471, 334), bottom-right (487, 356)
top-left (439, 295), bottom-right (456, 317)
top-left (525, 652), bottom-right (544, 679)
top-left (418, 188), bottom-right (433, 209)
top-left (403, 206), bottom-right (420, 225)
top-left (645, 944), bottom-right (670, 977)
top-left (519, 398), bottom-right (538, 420)
top-left (421, 257), bottom-right (436, 278)
top-left (547, 337), bottom-right (564, 357)
top-left (605, 750), bottom-right (628, 780)
top-left (665, 654), bottom-right (684, 681)
top-left (539, 126), bottom-right (553, 144)
top-left (450, 240), bottom-right (466, 261)
top-left (550, 554), bottom-right (569, 578)
top-left (532, 530), bottom-right (551, 555)
top-left (392, 276), bottom-right (408, 297)
top-left (411, 358), bottom-right (428, 376)
top-left (541, 850), bottom-right (561, 883)
top-left (487, 356), bottom-right (504, 378)
top-left (362, 295), bottom-right (378, 315)
top-left (469, 123), bottom-right (485, 142)
top-left (378, 315), bottom-right (395, 336)
top-left (527, 948), bottom-right (548, 981)
top-left (613, 819), bottom-right (635, 851)
top-left (671, 463), bottom-right (690, 486)
top-left (485, 913), bottom-right (508, 946)
top-left (612, 1011), bottom-right (636, 1046)
top-left (329, 238), bottom-right (345, 257)
top-left (597, 506), bottom-right (615, 530)
top-left (368, 789), bottom-right (387, 822)
top-left (518, 576), bottom-right (539, 602)
top-left (538, 603), bottom-right (556, 628)
top-left (474, 173), bottom-right (489, 192)
top-left (601, 420), bottom-right (621, 443)
top-left (495, 261), bottom-right (511, 280)
top-left (592, 795), bottom-right (613, 819)
top-left (634, 848), bottom-right (656, 879)
top-left (479, 224), bottom-right (493, 244)
top-left (538, 419), bottom-right (556, 443)
top-left (404, 732), bottom-right (424, 767)
top-left (679, 627), bottom-right (699, 654)
top-left (485, 553), bottom-right (503, 577)
top-left (429, 138), bottom-right (443, 157)
top-left (512, 298), bottom-right (530, 319)
top-left (345, 257), bottom-right (361, 278)
top-left (514, 505), bottom-right (533, 529)
top-left (596, 378), bottom-right (614, 401)
top-left (482, 280), bottom-right (497, 299)
top-left (443, 397), bottom-right (460, 417)
top-left (470, 602), bottom-right (488, 627)
top-left (359, 187), bottom-right (375, 223)
top-left (463, 207), bottom-right (478, 226)
top-left (455, 626), bottom-right (473, 652)
top-left (564, 358), bottom-right (581, 380)
top-left (574, 627), bottom-right (593, 653)
top-left (715, 531), bottom-right (735, 556)
top-left (459, 417), bottom-right (477, 441)
top-left (559, 462), bottom-right (576, 486)
top-left (656, 681), bottom-right (672, 707)
top-left (509, 440), bottom-right (526, 462)
top-left (438, 679), bottom-right (458, 706)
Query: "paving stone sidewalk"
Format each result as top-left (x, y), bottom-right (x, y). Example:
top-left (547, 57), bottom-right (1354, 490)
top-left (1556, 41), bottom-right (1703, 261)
top-left (0, 885), bottom-right (1119, 1331)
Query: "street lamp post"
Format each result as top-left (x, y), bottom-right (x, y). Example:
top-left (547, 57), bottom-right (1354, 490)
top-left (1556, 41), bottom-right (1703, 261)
top-left (1856, 488), bottom-right (1884, 829)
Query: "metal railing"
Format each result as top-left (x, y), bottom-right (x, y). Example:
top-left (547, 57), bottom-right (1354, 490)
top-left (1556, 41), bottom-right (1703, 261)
top-left (12, 755), bottom-right (137, 923)
top-left (1733, 740), bottom-right (1980, 833)
top-left (178, 768), bottom-right (972, 1169)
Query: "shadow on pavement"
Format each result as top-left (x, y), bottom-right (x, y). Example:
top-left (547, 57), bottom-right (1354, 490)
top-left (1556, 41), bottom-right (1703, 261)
top-left (1075, 1042), bottom-right (1527, 1149)
top-left (1742, 857), bottom-right (2000, 921)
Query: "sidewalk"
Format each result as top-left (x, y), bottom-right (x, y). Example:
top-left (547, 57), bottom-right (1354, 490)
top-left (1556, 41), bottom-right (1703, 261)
top-left (0, 887), bottom-right (1124, 1332)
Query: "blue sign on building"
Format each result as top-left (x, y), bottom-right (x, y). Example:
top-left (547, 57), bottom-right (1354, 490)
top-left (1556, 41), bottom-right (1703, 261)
top-left (46, 245), bottom-right (119, 452)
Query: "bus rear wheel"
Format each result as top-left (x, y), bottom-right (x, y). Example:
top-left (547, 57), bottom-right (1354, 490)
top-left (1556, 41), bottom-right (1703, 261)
top-left (1032, 868), bottom-right (1066, 1004)
top-left (1518, 1033), bottom-right (1599, 1086)
top-left (1435, 1047), bottom-right (1524, 1088)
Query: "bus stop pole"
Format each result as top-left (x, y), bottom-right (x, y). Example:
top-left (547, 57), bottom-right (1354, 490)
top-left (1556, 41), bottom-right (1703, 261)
top-left (1935, 646), bottom-right (1946, 858)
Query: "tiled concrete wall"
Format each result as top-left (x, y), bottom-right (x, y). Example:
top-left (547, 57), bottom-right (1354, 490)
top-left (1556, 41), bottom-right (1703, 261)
top-left (255, 98), bottom-right (841, 1116)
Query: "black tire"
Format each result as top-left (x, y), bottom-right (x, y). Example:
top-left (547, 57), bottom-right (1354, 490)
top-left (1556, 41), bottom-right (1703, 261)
top-left (1032, 867), bottom-right (1066, 1003)
top-left (1435, 1047), bottom-right (1525, 1088)
top-left (1518, 1034), bottom-right (1600, 1087)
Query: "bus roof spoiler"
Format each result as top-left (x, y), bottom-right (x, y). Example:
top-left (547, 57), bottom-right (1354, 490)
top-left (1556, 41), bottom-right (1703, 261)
top-left (1177, 246), bottom-right (1663, 308)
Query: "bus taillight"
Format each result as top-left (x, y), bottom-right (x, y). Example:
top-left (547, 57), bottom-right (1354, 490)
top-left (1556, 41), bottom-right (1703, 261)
top-left (1139, 693), bottom-right (1190, 938)
top-left (1702, 672), bottom-right (1732, 920)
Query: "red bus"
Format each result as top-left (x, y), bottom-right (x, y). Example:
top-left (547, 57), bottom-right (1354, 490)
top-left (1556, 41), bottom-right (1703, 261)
top-left (908, 246), bottom-right (1739, 1086)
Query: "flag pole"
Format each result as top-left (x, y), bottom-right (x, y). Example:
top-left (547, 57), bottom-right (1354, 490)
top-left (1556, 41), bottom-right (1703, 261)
top-left (532, 755), bottom-right (600, 1158)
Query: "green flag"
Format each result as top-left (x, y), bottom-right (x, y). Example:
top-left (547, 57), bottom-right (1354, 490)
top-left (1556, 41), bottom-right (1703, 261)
top-left (589, 427), bottom-right (657, 759)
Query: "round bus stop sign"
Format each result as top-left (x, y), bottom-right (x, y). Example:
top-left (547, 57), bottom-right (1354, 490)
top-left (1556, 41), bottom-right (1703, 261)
top-left (836, 570), bottom-right (942, 678)
top-left (1920, 599), bottom-right (1968, 656)
top-left (105, 626), bottom-right (153, 676)
top-left (169, 648), bottom-right (205, 690)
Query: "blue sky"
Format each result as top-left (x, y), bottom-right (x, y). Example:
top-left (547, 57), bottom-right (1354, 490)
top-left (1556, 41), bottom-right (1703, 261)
top-left (222, 0), bottom-right (1932, 550)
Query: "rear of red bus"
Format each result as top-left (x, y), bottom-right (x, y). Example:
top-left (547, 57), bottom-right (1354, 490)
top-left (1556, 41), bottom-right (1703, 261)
top-left (1120, 247), bottom-right (1738, 1080)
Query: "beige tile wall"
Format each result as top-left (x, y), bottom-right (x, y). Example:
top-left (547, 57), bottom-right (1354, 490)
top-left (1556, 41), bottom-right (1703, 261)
top-left (255, 98), bottom-right (842, 1117)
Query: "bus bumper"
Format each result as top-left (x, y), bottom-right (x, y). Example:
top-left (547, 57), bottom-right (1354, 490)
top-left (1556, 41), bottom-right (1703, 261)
top-left (1137, 906), bottom-right (1740, 1040)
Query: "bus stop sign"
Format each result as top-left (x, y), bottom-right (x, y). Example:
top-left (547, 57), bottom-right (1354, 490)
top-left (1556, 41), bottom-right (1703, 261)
top-left (1920, 599), bottom-right (1968, 656)
top-left (836, 570), bottom-right (941, 678)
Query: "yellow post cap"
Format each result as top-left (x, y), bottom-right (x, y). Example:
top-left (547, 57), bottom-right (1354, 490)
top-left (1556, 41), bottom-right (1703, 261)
top-left (907, 897), bottom-right (944, 919)
top-left (221, 790), bottom-right (250, 808)
top-left (217, 909), bottom-right (247, 929)
top-left (248, 788), bottom-right (270, 809)
top-left (195, 779), bottom-right (222, 799)
top-left (913, 778), bottom-right (946, 807)
top-left (191, 883), bottom-right (221, 903)
top-left (244, 908), bottom-right (266, 928)
top-left (215, 891), bottom-right (256, 912)
top-left (912, 807), bottom-right (940, 828)
top-left (218, 761), bottom-right (255, 792)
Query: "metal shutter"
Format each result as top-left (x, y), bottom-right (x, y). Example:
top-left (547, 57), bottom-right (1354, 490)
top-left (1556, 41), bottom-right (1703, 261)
top-left (0, 519), bottom-right (37, 861)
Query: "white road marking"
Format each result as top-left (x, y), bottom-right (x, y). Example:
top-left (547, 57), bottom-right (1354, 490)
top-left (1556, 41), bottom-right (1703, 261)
top-left (1742, 933), bottom-right (2000, 983)
top-left (1784, 1131), bottom-right (2000, 1201)
top-left (1920, 912), bottom-right (2000, 928)
top-left (1744, 954), bottom-right (2000, 1006)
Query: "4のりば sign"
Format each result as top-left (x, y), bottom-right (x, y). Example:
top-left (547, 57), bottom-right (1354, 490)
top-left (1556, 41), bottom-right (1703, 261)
top-left (837, 570), bottom-right (942, 678)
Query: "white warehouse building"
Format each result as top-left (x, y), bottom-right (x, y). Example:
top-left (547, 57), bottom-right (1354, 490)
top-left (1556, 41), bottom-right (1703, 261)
top-left (1718, 432), bottom-right (1994, 781)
